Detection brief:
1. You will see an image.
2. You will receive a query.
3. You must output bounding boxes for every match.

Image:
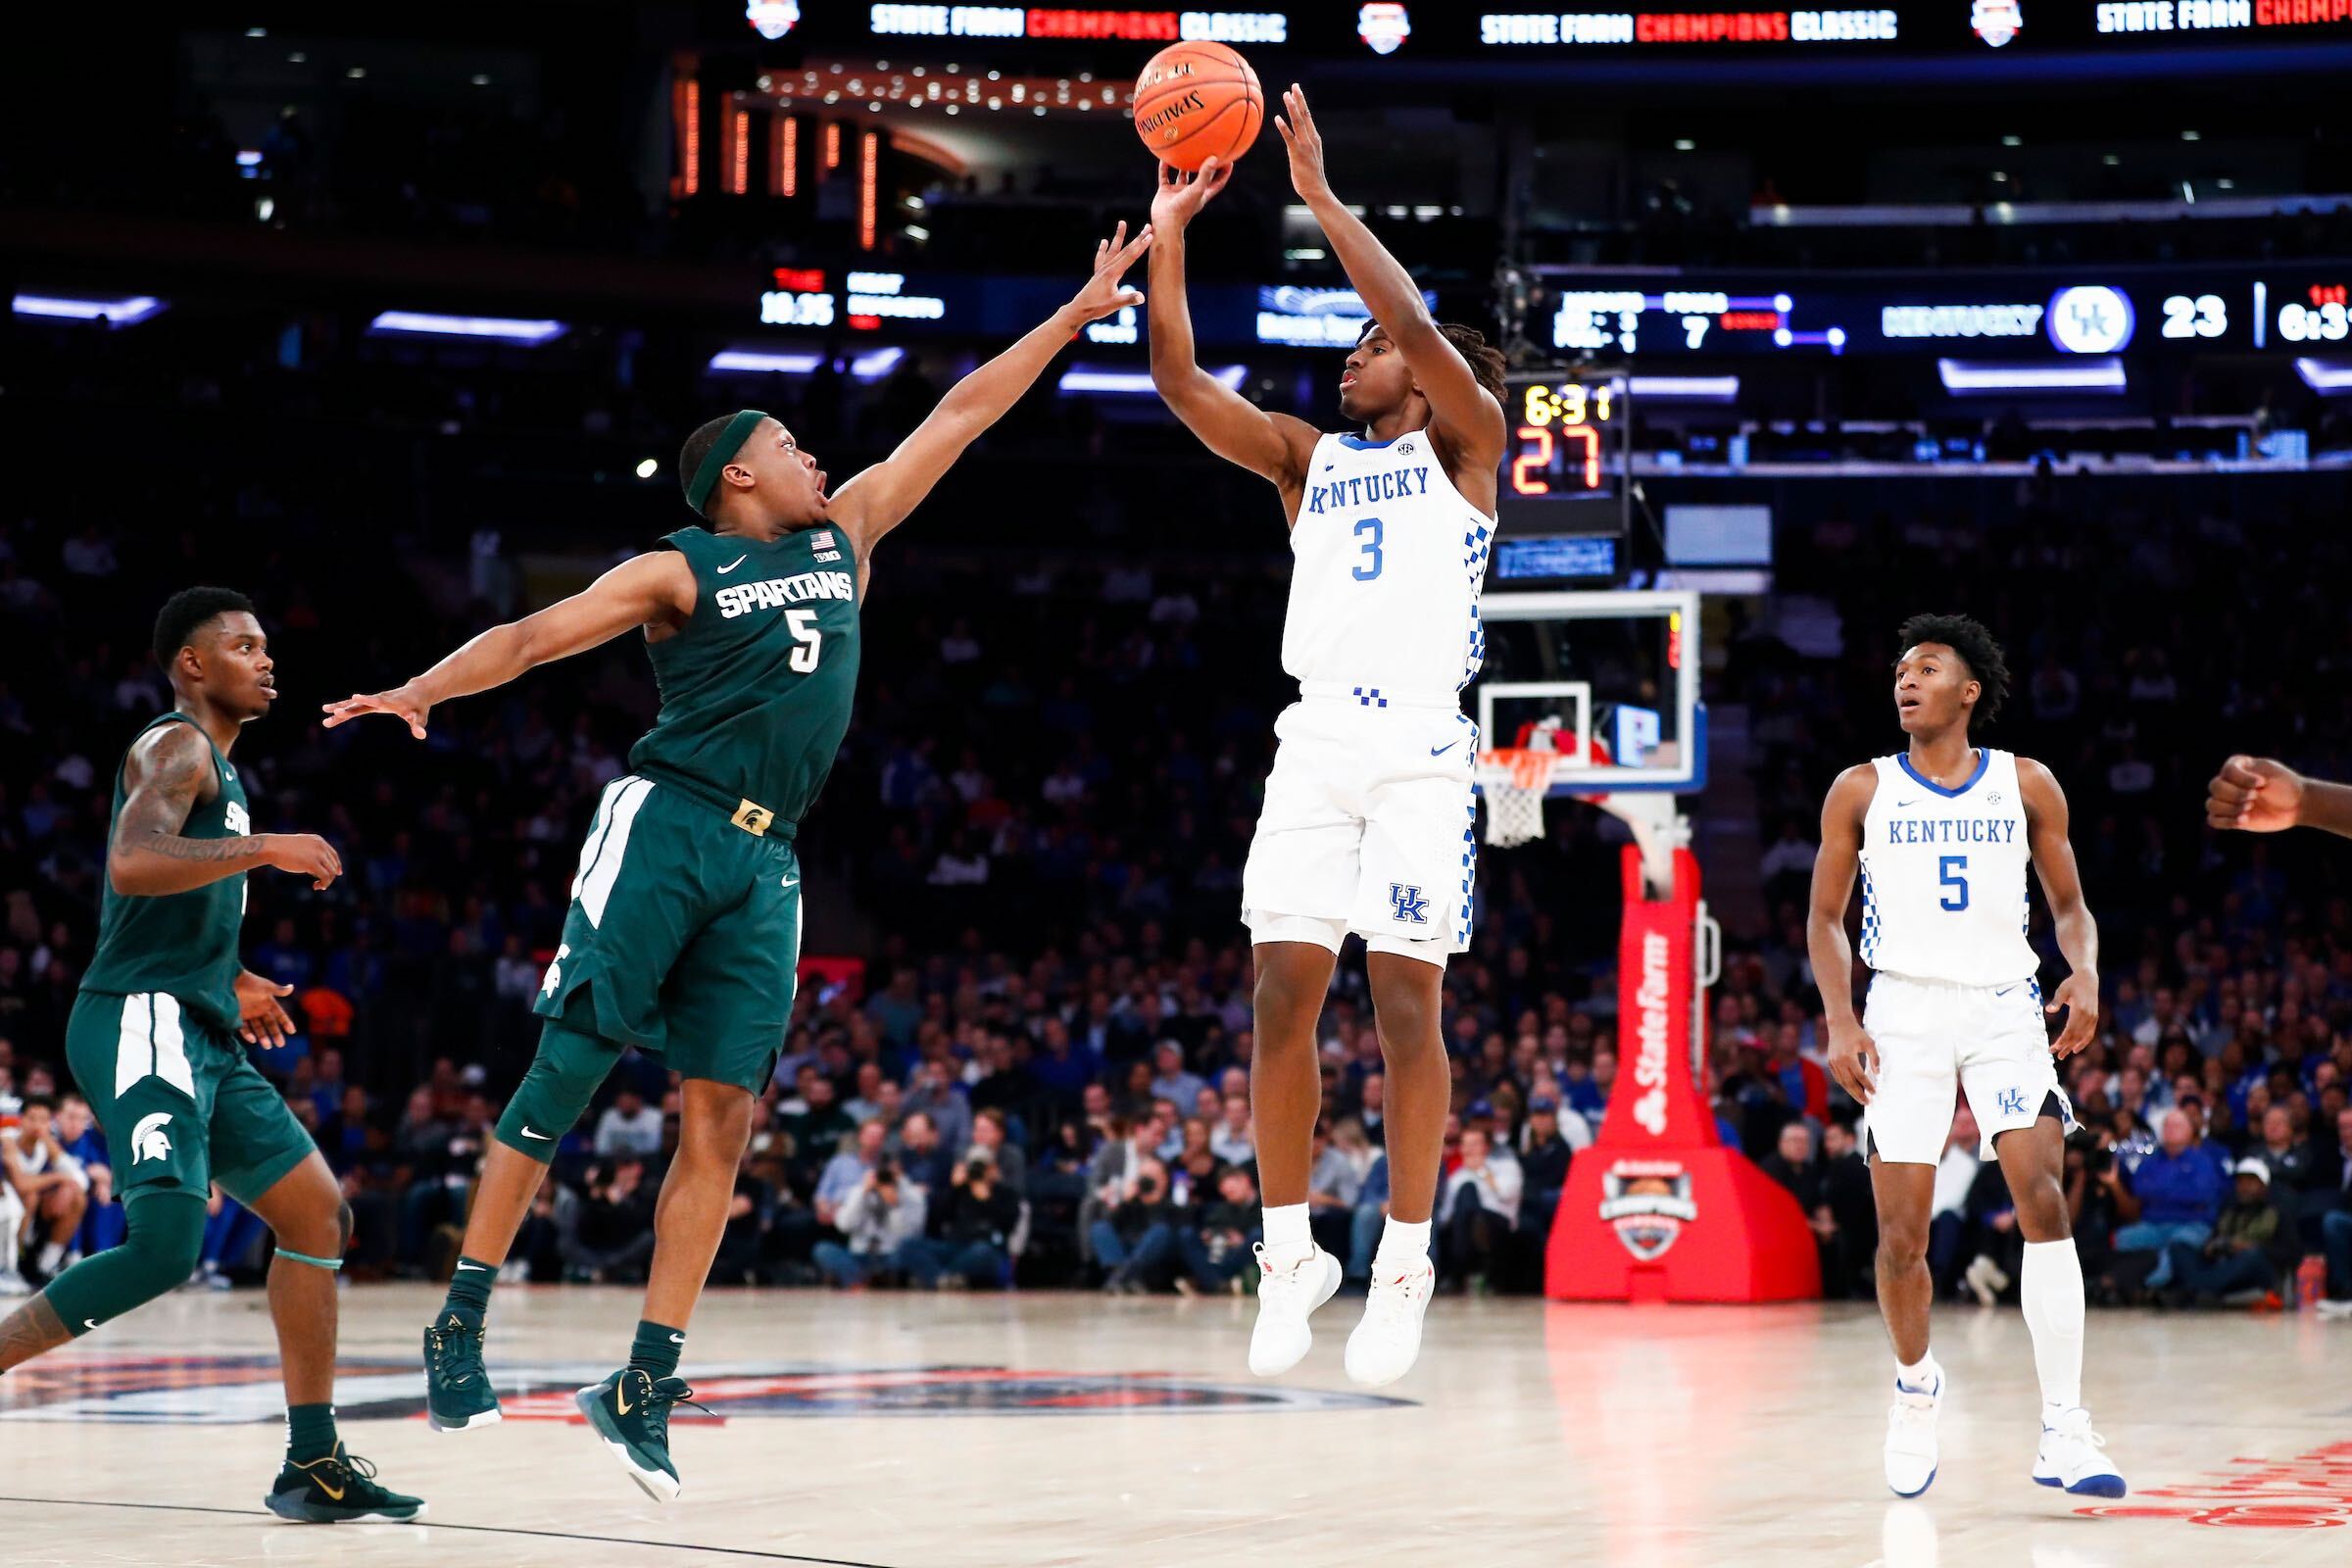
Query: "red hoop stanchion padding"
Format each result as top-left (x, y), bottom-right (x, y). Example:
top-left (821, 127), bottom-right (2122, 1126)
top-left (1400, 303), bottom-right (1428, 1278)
top-left (1545, 846), bottom-right (1822, 1302)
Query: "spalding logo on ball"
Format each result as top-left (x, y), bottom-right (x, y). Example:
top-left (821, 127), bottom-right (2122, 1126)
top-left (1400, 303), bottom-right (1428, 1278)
top-left (1131, 41), bottom-right (1263, 172)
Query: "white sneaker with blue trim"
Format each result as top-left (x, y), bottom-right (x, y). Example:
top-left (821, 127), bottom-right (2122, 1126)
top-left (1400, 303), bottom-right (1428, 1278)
top-left (1884, 1364), bottom-right (1943, 1497)
top-left (2033, 1406), bottom-right (2127, 1497)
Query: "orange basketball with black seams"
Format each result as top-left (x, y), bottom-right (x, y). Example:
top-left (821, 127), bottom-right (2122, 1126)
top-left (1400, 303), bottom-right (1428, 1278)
top-left (1131, 41), bottom-right (1262, 172)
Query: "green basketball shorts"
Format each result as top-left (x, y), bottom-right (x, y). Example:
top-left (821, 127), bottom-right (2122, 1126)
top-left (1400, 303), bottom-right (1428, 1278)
top-left (66, 989), bottom-right (318, 1207)
top-left (530, 771), bottom-right (803, 1095)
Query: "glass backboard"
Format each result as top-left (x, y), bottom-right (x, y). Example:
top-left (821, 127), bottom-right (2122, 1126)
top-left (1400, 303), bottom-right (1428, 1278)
top-left (1472, 589), bottom-right (1706, 797)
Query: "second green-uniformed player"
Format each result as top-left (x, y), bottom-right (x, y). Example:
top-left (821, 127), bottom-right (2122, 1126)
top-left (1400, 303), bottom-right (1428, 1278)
top-left (323, 220), bottom-right (1155, 1501)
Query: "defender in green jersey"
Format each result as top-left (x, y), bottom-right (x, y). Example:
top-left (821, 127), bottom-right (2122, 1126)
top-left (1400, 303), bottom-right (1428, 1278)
top-left (0, 588), bottom-right (422, 1524)
top-left (323, 222), bottom-right (1152, 1501)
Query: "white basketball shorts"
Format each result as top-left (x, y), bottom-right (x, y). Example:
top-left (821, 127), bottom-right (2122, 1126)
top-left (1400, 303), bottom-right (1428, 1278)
top-left (1860, 971), bottom-right (2077, 1163)
top-left (1242, 690), bottom-right (1478, 968)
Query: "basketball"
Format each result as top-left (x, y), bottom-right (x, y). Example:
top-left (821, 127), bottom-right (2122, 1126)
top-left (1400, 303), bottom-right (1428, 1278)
top-left (1131, 40), bottom-right (1262, 172)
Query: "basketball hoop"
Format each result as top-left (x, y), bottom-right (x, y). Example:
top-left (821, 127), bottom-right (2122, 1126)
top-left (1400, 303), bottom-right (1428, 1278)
top-left (1475, 747), bottom-right (1555, 847)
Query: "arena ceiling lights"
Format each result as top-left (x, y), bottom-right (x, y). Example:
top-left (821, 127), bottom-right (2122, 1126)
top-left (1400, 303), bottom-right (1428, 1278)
top-left (368, 312), bottom-right (568, 344)
top-left (13, 294), bottom-right (166, 327)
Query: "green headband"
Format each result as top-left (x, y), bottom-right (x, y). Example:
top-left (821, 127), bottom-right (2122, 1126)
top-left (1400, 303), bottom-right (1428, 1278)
top-left (685, 409), bottom-right (770, 517)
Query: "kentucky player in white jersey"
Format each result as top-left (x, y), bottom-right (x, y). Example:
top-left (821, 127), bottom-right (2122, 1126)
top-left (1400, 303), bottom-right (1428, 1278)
top-left (1808, 613), bottom-right (2126, 1500)
top-left (1146, 85), bottom-right (1504, 1386)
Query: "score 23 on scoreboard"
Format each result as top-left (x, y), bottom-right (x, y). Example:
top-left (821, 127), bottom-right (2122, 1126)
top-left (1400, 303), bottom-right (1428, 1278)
top-left (1500, 373), bottom-right (1631, 532)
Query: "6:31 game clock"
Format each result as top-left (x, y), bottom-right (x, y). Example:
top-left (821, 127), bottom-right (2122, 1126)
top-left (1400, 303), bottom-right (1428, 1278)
top-left (1498, 371), bottom-right (1632, 535)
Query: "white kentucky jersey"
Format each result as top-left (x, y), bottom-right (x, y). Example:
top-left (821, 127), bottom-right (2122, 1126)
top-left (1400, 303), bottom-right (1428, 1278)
top-left (1856, 749), bottom-right (2039, 987)
top-left (1282, 428), bottom-right (1494, 703)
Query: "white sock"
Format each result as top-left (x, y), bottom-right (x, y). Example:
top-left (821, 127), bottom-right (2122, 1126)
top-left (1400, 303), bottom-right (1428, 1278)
top-left (0, 1200), bottom-right (21, 1274)
top-left (1260, 1203), bottom-right (1312, 1261)
top-left (1375, 1217), bottom-right (1433, 1271)
top-left (37, 1242), bottom-right (64, 1273)
top-left (1895, 1351), bottom-right (1938, 1392)
top-left (2021, 1239), bottom-right (2085, 1417)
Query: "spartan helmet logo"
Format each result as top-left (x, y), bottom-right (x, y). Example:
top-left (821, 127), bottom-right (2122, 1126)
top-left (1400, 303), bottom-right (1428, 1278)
top-left (131, 1111), bottom-right (174, 1165)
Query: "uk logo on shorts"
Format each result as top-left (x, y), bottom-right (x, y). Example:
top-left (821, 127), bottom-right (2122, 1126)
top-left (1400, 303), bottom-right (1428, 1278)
top-left (1389, 883), bottom-right (1430, 923)
top-left (1996, 1086), bottom-right (2028, 1116)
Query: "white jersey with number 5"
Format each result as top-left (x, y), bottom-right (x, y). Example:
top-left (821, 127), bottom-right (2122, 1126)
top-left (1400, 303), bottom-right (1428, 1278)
top-left (1282, 428), bottom-right (1494, 702)
top-left (1856, 749), bottom-right (2038, 987)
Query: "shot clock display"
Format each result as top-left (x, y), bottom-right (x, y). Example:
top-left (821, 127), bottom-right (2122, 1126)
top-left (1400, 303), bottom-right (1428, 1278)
top-left (1499, 371), bottom-right (1631, 538)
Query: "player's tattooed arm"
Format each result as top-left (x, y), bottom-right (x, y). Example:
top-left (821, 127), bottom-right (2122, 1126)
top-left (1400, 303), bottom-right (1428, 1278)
top-left (832, 222), bottom-right (1155, 557)
top-left (0, 1292), bottom-right (70, 1373)
top-left (111, 725), bottom-right (341, 895)
top-left (1147, 161), bottom-right (1320, 514)
top-left (322, 552), bottom-right (695, 738)
top-left (2020, 758), bottom-right (2099, 1057)
top-left (2206, 755), bottom-right (2352, 838)
top-left (1807, 764), bottom-right (1880, 1104)
top-left (1273, 85), bottom-right (1504, 487)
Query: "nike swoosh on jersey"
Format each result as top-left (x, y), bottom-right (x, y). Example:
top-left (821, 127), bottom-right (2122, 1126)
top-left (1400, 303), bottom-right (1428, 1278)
top-left (85, 1318), bottom-right (101, 1330)
top-left (1895, 798), bottom-right (1920, 808)
top-left (1430, 740), bottom-right (1461, 758)
top-left (781, 876), bottom-right (800, 889)
top-left (520, 1125), bottom-right (553, 1141)
top-left (717, 555), bottom-right (749, 574)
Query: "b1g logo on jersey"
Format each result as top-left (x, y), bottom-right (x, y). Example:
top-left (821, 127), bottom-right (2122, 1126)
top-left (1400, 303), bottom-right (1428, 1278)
top-left (808, 529), bottom-right (842, 564)
top-left (713, 568), bottom-right (856, 620)
top-left (1598, 1158), bottom-right (1697, 1261)
top-left (223, 801), bottom-right (251, 836)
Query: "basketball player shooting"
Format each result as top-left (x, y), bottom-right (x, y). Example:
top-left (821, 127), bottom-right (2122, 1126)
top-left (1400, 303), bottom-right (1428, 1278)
top-left (1806, 613), bottom-right (2126, 1499)
top-left (319, 224), bottom-right (1150, 1501)
top-left (1148, 84), bottom-right (1506, 1385)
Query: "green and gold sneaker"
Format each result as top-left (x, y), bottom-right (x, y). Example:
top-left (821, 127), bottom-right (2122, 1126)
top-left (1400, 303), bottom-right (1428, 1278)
top-left (423, 1310), bottom-right (502, 1431)
top-left (265, 1445), bottom-right (426, 1523)
top-left (574, 1367), bottom-right (703, 1502)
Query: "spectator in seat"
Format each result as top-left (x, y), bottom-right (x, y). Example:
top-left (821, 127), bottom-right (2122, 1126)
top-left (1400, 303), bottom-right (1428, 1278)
top-left (1516, 1099), bottom-right (1574, 1248)
top-left (1173, 1164), bottom-right (1259, 1297)
top-left (903, 1145), bottom-right (1022, 1289)
top-left (969, 1106), bottom-right (1027, 1198)
top-left (2315, 1106), bottom-right (2352, 1316)
top-left (2160, 1159), bottom-right (2283, 1307)
top-left (1347, 1152), bottom-right (1391, 1285)
top-left (1, 1095), bottom-right (87, 1281)
top-left (1817, 1120), bottom-right (1877, 1299)
top-left (52, 1093), bottom-right (122, 1257)
top-left (593, 1086), bottom-right (664, 1157)
top-left (893, 1109), bottom-right (954, 1196)
top-left (561, 1157), bottom-right (657, 1283)
top-left (2112, 1108), bottom-right (2230, 1292)
top-left (812, 1151), bottom-right (928, 1288)
top-left (1437, 1126), bottom-right (1521, 1293)
top-left (815, 1119), bottom-right (890, 1231)
top-left (1094, 1155), bottom-right (1179, 1293)
top-left (1209, 1093), bottom-right (1254, 1167)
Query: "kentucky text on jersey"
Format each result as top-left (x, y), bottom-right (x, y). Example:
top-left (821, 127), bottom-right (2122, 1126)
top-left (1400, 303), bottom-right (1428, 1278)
top-left (1885, 816), bottom-right (2018, 845)
top-left (712, 569), bottom-right (857, 620)
top-left (1302, 463), bottom-right (1432, 516)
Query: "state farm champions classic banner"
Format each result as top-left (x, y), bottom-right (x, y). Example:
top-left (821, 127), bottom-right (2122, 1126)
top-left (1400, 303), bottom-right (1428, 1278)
top-left (1546, 847), bottom-right (1821, 1302)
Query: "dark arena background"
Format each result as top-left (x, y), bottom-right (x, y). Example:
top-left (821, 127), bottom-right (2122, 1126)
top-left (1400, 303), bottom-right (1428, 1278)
top-left (5, 4), bottom-right (2352, 1563)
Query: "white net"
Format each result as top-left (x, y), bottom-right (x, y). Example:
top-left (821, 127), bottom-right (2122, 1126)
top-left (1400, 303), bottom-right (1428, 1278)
top-left (1477, 749), bottom-right (1555, 847)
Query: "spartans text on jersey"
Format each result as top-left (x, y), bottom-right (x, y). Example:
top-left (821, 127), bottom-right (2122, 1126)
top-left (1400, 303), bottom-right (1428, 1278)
top-left (713, 569), bottom-right (856, 620)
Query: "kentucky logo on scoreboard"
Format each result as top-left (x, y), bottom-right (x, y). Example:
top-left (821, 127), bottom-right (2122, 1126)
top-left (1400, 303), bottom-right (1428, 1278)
top-left (1358, 3), bottom-right (1412, 54)
top-left (1971, 0), bottom-right (2023, 45)
top-left (1599, 1158), bottom-right (1699, 1260)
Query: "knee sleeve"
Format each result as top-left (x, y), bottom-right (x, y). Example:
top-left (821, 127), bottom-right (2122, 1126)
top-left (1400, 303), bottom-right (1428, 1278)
top-left (46, 1190), bottom-right (208, 1335)
top-left (495, 1021), bottom-right (620, 1162)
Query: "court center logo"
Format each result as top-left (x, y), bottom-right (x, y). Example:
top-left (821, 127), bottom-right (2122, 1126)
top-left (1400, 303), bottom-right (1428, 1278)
top-left (1971, 0), bottom-right (2022, 46)
top-left (0, 1358), bottom-right (1409, 1424)
top-left (1599, 1158), bottom-right (1697, 1261)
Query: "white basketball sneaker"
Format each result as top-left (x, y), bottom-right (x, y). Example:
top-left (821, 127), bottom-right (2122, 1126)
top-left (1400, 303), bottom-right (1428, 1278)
top-left (2033, 1406), bottom-right (2127, 1497)
top-left (1884, 1364), bottom-right (1944, 1497)
top-left (1248, 1243), bottom-right (1342, 1377)
top-left (1344, 1257), bottom-right (1436, 1387)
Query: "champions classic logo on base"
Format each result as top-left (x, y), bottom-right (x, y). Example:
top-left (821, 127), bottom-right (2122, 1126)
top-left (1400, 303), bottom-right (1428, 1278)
top-left (0, 1358), bottom-right (1408, 1424)
top-left (1598, 1158), bottom-right (1698, 1261)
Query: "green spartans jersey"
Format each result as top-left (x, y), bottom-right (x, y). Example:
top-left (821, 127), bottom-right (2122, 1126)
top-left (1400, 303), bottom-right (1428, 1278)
top-left (78, 713), bottom-right (253, 1034)
top-left (627, 524), bottom-right (862, 827)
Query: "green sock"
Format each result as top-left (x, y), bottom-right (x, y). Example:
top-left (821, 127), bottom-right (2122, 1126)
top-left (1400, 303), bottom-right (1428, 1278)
top-left (286, 1402), bottom-right (338, 1463)
top-left (442, 1256), bottom-right (496, 1319)
top-left (628, 1319), bottom-right (684, 1381)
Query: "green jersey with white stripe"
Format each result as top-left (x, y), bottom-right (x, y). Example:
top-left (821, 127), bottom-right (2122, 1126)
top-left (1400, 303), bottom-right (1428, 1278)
top-left (78, 713), bottom-right (253, 1035)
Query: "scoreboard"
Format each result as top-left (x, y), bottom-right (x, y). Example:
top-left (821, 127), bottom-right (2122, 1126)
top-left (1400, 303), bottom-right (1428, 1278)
top-left (1536, 265), bottom-right (2352, 358)
top-left (1494, 371), bottom-right (1631, 579)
